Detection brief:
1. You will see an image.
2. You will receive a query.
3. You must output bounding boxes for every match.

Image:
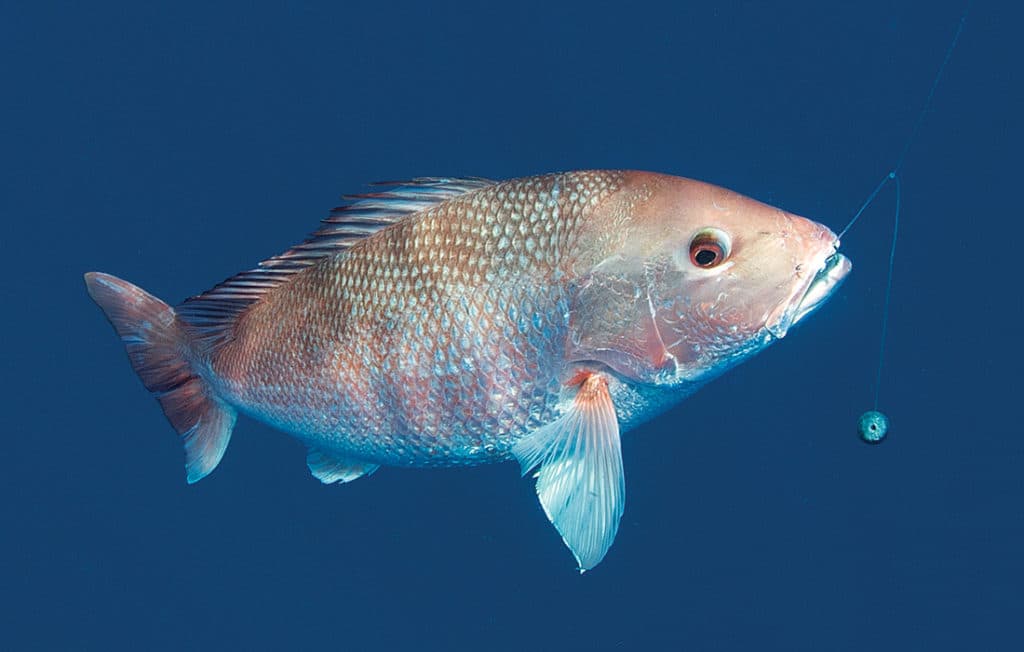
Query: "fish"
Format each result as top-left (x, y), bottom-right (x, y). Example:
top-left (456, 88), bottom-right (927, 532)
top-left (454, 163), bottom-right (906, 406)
top-left (85, 170), bottom-right (851, 571)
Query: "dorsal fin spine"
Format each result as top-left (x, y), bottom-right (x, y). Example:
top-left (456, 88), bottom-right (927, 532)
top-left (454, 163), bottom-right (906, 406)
top-left (176, 177), bottom-right (494, 348)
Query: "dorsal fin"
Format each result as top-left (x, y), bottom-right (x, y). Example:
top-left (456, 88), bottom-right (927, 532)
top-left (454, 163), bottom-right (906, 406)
top-left (177, 177), bottom-right (494, 347)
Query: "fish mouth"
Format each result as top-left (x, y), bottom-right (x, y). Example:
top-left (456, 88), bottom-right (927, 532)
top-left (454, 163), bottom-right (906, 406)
top-left (791, 251), bottom-right (852, 326)
top-left (767, 248), bottom-right (852, 339)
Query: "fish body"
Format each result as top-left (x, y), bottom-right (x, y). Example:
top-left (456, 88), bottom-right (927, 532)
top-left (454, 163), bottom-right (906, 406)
top-left (86, 170), bottom-right (850, 570)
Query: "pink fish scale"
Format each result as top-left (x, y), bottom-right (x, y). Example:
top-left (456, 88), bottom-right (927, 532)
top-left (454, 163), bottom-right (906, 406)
top-left (214, 171), bottom-right (624, 466)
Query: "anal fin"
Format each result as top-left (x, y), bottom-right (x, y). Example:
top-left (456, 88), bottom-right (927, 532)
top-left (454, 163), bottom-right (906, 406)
top-left (512, 372), bottom-right (624, 572)
top-left (307, 446), bottom-right (379, 484)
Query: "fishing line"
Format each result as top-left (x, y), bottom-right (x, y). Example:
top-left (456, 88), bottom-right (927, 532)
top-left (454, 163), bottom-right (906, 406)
top-left (843, 2), bottom-right (971, 444)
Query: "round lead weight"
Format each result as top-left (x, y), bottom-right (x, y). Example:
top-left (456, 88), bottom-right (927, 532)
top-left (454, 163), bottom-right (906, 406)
top-left (858, 410), bottom-right (888, 444)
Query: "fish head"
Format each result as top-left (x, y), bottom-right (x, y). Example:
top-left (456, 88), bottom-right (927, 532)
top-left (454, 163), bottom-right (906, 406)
top-left (568, 171), bottom-right (851, 387)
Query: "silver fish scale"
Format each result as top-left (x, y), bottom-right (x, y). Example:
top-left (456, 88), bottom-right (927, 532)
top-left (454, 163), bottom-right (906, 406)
top-left (212, 171), bottom-right (624, 466)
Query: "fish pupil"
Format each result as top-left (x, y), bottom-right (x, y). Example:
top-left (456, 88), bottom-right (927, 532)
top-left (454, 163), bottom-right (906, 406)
top-left (694, 249), bottom-right (717, 266)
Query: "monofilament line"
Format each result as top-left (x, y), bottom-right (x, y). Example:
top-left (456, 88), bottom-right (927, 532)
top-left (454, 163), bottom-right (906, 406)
top-left (874, 175), bottom-right (900, 410)
top-left (839, 1), bottom-right (971, 239)
top-left (839, 3), bottom-right (970, 417)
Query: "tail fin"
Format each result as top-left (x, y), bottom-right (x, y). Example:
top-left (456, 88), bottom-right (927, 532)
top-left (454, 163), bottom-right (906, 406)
top-left (84, 272), bottom-right (237, 483)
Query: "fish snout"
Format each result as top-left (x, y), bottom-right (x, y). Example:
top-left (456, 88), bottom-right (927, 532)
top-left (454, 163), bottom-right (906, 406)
top-left (765, 215), bottom-right (850, 338)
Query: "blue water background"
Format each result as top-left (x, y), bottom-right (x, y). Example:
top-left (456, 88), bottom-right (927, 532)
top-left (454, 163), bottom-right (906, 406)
top-left (3, 1), bottom-right (1019, 649)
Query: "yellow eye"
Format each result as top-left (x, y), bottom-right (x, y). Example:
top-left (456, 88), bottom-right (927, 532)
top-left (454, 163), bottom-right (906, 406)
top-left (688, 229), bottom-right (731, 268)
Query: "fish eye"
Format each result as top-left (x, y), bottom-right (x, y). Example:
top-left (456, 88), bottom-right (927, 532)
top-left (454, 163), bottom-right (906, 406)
top-left (688, 228), bottom-right (731, 268)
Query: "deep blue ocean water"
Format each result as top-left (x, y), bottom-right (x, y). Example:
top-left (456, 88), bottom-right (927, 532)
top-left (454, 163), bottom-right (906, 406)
top-left (3, 1), bottom-right (1020, 649)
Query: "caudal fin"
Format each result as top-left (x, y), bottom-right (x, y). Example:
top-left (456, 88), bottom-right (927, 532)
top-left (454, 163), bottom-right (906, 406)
top-left (84, 272), bottom-right (236, 483)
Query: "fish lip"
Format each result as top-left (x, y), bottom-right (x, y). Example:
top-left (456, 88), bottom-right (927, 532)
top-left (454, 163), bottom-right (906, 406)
top-left (792, 251), bottom-right (852, 324)
top-left (766, 245), bottom-right (852, 339)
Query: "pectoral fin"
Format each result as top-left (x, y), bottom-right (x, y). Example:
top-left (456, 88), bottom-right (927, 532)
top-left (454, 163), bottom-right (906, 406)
top-left (307, 446), bottom-right (379, 484)
top-left (512, 373), bottom-right (624, 572)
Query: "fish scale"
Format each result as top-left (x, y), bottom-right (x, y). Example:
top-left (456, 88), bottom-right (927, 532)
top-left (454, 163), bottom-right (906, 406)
top-left (210, 171), bottom-right (624, 465)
